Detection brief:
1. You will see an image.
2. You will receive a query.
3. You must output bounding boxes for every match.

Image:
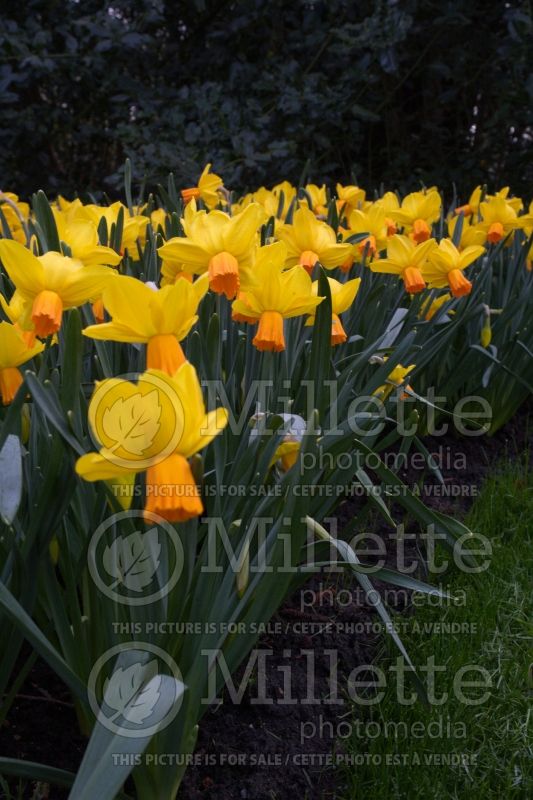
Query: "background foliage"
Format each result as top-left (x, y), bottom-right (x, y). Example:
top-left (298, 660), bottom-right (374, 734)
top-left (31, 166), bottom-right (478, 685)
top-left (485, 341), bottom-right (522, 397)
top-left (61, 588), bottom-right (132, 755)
top-left (0, 0), bottom-right (531, 197)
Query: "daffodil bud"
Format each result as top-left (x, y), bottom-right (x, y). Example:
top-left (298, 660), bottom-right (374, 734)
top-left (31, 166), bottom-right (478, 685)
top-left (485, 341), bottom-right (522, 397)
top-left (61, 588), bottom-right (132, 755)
top-left (481, 305), bottom-right (492, 348)
top-left (481, 319), bottom-right (492, 348)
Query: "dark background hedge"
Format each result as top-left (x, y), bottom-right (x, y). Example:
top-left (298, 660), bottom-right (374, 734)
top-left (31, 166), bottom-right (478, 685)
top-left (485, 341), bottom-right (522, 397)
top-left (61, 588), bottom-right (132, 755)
top-left (1, 0), bottom-right (531, 198)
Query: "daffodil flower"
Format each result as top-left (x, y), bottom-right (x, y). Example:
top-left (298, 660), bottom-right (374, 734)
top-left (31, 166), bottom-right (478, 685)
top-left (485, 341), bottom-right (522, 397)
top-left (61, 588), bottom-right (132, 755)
top-left (370, 235), bottom-right (436, 294)
top-left (455, 186), bottom-right (523, 218)
top-left (234, 182), bottom-right (296, 223)
top-left (389, 190), bottom-right (441, 243)
top-left (306, 277), bottom-right (361, 345)
top-left (270, 181), bottom-right (298, 218)
top-left (373, 361), bottom-right (415, 401)
top-left (151, 208), bottom-right (168, 232)
top-left (419, 292), bottom-right (453, 321)
top-left (304, 183), bottom-right (328, 216)
top-left (158, 201), bottom-right (264, 299)
top-left (374, 192), bottom-right (400, 236)
top-left (75, 362), bottom-right (228, 522)
top-left (82, 274), bottom-right (208, 373)
top-left (231, 242), bottom-right (324, 351)
top-left (0, 192), bottom-right (30, 243)
top-left (0, 290), bottom-right (38, 346)
top-left (335, 183), bottom-right (366, 214)
top-left (181, 163), bottom-right (224, 208)
top-left (75, 202), bottom-right (149, 255)
top-left (51, 214), bottom-right (122, 323)
top-left (56, 195), bottom-right (83, 218)
top-left (53, 213), bottom-right (122, 268)
top-left (160, 260), bottom-right (195, 287)
top-left (477, 197), bottom-right (530, 244)
top-left (252, 412), bottom-right (306, 472)
top-left (447, 215), bottom-right (486, 250)
top-left (344, 205), bottom-right (390, 263)
top-left (0, 321), bottom-right (44, 404)
top-left (277, 206), bottom-right (352, 275)
top-left (424, 238), bottom-right (485, 297)
top-left (0, 240), bottom-right (115, 338)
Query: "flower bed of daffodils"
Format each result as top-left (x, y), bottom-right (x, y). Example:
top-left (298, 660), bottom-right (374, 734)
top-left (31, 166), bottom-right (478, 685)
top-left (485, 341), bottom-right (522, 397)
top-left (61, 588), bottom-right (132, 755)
top-left (0, 164), bottom-right (531, 798)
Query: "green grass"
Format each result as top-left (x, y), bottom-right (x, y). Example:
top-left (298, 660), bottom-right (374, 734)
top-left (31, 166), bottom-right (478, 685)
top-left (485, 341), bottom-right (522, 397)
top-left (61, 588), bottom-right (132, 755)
top-left (340, 457), bottom-right (533, 799)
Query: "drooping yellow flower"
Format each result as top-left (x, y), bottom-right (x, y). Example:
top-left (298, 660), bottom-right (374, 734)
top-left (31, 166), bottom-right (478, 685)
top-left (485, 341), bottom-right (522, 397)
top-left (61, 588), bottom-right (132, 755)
top-left (454, 186), bottom-right (484, 217)
top-left (181, 163), bottom-right (224, 209)
top-left (75, 362), bottom-right (228, 522)
top-left (55, 199), bottom-right (109, 319)
top-left (0, 290), bottom-right (37, 346)
top-left (343, 204), bottom-right (390, 262)
top-left (305, 184), bottom-right (328, 216)
top-left (230, 240), bottom-right (292, 323)
top-left (306, 277), bottom-right (361, 345)
top-left (389, 190), bottom-right (441, 243)
top-left (53, 213), bottom-right (122, 268)
top-left (233, 188), bottom-right (277, 225)
top-left (75, 202), bottom-right (149, 255)
top-left (447, 215), bottom-right (486, 250)
top-left (370, 235), bottom-right (436, 294)
top-left (423, 238), bottom-right (485, 297)
top-left (374, 191), bottom-right (401, 236)
top-left (455, 186), bottom-right (523, 217)
top-left (272, 181), bottom-right (298, 213)
top-left (0, 240), bottom-right (115, 338)
top-left (236, 182), bottom-right (297, 222)
top-left (0, 193), bottom-right (30, 243)
top-left (237, 188), bottom-right (273, 218)
top-left (262, 412), bottom-right (307, 472)
top-left (0, 321), bottom-right (44, 404)
top-left (82, 274), bottom-right (208, 373)
top-left (335, 184), bottom-right (366, 214)
top-left (151, 208), bottom-right (168, 232)
top-left (476, 197), bottom-right (529, 245)
top-left (230, 243), bottom-right (291, 323)
top-left (419, 292), bottom-right (453, 321)
top-left (273, 440), bottom-right (301, 471)
top-left (276, 206), bottom-right (352, 275)
top-left (373, 361), bottom-right (415, 401)
top-left (160, 259), bottom-right (195, 287)
top-left (56, 196), bottom-right (84, 220)
top-left (495, 188), bottom-right (523, 213)
top-left (157, 201), bottom-right (264, 299)
top-left (231, 242), bottom-right (324, 351)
